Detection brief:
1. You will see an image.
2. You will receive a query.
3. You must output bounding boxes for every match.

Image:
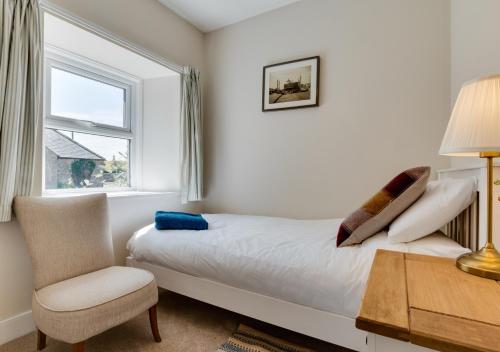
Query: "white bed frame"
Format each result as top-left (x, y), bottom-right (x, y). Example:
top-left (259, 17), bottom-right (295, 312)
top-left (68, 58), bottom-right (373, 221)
top-left (127, 170), bottom-right (482, 352)
top-left (126, 256), bottom-right (434, 352)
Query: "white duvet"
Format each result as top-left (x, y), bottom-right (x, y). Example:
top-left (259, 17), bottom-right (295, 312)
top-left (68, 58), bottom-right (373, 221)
top-left (127, 214), bottom-right (469, 318)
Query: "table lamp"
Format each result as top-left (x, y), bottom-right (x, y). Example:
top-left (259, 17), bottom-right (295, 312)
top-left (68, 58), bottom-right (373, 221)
top-left (440, 75), bottom-right (500, 280)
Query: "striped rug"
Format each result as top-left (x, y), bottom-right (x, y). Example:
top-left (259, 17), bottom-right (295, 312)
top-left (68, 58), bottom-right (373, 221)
top-left (217, 324), bottom-right (315, 352)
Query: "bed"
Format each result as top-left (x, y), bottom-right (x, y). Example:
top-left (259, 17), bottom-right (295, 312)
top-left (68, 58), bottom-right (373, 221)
top-left (126, 176), bottom-right (480, 352)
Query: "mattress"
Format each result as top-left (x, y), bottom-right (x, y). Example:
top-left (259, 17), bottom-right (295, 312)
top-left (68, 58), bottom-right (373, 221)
top-left (127, 214), bottom-right (470, 319)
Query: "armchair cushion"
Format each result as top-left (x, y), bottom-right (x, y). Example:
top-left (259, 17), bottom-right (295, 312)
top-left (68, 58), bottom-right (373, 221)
top-left (35, 266), bottom-right (154, 312)
top-left (32, 266), bottom-right (158, 343)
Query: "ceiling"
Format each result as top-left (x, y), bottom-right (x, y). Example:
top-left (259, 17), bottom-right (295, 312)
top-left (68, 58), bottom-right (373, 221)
top-left (158, 0), bottom-right (301, 32)
top-left (44, 13), bottom-right (177, 79)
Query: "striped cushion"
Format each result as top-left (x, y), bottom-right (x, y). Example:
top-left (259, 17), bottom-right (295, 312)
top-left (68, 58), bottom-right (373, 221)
top-left (337, 166), bottom-right (430, 247)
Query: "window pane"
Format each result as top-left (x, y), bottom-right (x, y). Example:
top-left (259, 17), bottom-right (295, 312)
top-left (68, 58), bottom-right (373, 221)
top-left (45, 129), bottom-right (130, 189)
top-left (50, 68), bottom-right (126, 128)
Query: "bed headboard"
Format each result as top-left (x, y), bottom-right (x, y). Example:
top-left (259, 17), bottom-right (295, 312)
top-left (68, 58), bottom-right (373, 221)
top-left (442, 191), bottom-right (480, 251)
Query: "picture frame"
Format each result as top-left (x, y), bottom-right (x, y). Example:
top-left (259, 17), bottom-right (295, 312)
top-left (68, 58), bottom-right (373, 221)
top-left (262, 56), bottom-right (320, 112)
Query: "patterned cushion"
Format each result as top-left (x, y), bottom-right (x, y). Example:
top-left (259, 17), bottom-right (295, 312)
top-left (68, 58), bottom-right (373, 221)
top-left (337, 166), bottom-right (430, 247)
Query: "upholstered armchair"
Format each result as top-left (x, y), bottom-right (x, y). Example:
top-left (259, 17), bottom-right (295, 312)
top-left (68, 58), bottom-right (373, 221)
top-left (14, 194), bottom-right (161, 352)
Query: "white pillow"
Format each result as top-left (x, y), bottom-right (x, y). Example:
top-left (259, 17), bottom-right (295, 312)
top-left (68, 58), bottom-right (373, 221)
top-left (406, 232), bottom-right (471, 258)
top-left (388, 178), bottom-right (476, 243)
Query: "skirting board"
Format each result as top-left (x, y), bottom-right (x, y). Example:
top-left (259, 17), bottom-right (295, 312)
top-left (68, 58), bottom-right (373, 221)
top-left (0, 310), bottom-right (35, 346)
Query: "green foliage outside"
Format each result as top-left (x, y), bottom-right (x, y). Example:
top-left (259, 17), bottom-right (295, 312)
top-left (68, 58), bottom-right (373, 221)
top-left (103, 152), bottom-right (128, 187)
top-left (60, 151), bottom-right (128, 189)
top-left (71, 159), bottom-right (96, 188)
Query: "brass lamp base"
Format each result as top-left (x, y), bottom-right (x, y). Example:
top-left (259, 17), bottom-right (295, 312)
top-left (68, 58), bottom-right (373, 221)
top-left (456, 243), bottom-right (500, 280)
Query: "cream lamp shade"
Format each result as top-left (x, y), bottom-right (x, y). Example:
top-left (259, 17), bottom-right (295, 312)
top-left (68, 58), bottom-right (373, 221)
top-left (441, 74), bottom-right (500, 281)
top-left (440, 75), bottom-right (500, 156)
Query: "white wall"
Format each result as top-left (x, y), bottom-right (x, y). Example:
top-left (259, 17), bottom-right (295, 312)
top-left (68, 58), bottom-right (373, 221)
top-left (450, 0), bottom-right (500, 168)
top-left (0, 0), bottom-right (204, 341)
top-left (47, 0), bottom-right (204, 71)
top-left (203, 0), bottom-right (451, 219)
top-left (142, 75), bottom-right (182, 191)
top-left (0, 222), bottom-right (33, 325)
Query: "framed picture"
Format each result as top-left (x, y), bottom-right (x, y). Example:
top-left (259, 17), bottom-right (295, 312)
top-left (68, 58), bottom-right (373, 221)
top-left (262, 56), bottom-right (320, 112)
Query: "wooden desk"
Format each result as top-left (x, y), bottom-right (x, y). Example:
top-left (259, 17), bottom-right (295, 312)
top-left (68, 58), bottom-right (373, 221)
top-left (356, 250), bottom-right (500, 352)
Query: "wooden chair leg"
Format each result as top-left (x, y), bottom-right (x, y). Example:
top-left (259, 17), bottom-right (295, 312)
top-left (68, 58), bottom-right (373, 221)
top-left (37, 329), bottom-right (46, 351)
top-left (72, 341), bottom-right (85, 352)
top-left (148, 305), bottom-right (162, 343)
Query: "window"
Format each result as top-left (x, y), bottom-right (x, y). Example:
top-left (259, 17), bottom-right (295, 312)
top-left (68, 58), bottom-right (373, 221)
top-left (44, 50), bottom-right (138, 191)
top-left (50, 68), bottom-right (126, 128)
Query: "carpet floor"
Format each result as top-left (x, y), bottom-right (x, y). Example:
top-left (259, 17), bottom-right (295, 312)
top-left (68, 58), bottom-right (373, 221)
top-left (0, 291), bottom-right (353, 352)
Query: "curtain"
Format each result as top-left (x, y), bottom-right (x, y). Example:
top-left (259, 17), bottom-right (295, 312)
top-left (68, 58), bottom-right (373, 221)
top-left (180, 66), bottom-right (203, 203)
top-left (0, 0), bottom-right (42, 222)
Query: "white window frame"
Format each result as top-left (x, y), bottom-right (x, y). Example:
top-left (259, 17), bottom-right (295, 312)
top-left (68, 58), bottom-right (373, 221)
top-left (43, 46), bottom-right (142, 194)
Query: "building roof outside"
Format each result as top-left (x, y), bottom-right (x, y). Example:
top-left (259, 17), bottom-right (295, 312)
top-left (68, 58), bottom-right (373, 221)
top-left (45, 129), bottom-right (105, 161)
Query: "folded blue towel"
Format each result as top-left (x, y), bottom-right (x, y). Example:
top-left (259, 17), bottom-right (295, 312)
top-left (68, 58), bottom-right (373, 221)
top-left (155, 211), bottom-right (208, 231)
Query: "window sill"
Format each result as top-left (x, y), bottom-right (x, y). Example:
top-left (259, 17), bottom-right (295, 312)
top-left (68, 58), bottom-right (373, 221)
top-left (42, 190), bottom-right (180, 200)
top-left (107, 191), bottom-right (179, 200)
